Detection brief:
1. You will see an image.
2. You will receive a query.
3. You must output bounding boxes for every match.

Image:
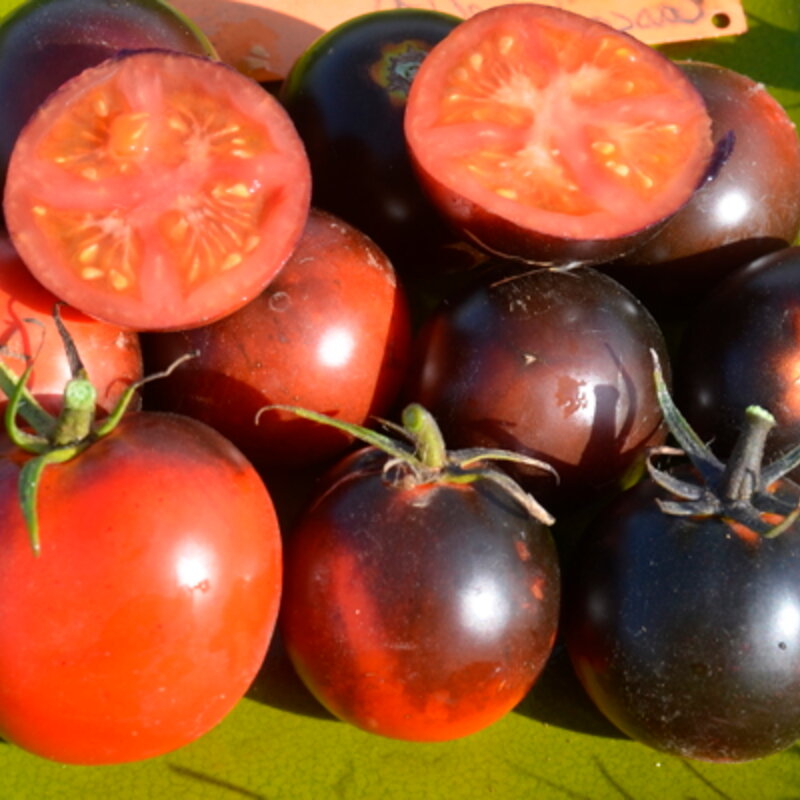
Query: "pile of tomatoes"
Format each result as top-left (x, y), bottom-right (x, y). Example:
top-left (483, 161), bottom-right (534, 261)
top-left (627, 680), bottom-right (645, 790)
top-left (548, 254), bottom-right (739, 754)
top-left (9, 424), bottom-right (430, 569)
top-left (1, 0), bottom-right (800, 768)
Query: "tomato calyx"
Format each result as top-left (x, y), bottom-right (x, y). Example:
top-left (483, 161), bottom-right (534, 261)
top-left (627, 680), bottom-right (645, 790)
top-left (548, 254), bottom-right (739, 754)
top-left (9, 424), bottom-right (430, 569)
top-left (646, 350), bottom-right (800, 538)
top-left (0, 314), bottom-right (194, 555)
top-left (263, 402), bottom-right (557, 524)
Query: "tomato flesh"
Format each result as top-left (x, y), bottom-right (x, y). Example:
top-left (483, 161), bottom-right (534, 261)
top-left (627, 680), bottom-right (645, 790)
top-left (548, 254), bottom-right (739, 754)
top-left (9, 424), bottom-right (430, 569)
top-left (4, 50), bottom-right (311, 331)
top-left (405, 5), bottom-right (713, 264)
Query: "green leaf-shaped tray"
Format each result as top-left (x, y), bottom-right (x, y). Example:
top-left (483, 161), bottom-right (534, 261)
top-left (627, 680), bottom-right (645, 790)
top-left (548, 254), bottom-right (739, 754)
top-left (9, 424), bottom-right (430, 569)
top-left (0, 1), bottom-right (799, 797)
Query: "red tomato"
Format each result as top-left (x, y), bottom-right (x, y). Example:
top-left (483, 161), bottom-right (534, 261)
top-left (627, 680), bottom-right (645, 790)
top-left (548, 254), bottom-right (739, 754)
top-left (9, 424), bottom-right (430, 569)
top-left (281, 446), bottom-right (560, 742)
top-left (143, 208), bottom-right (412, 469)
top-left (3, 50), bottom-right (311, 331)
top-left (0, 411), bottom-right (282, 764)
top-left (0, 235), bottom-right (142, 415)
top-left (404, 4), bottom-right (714, 265)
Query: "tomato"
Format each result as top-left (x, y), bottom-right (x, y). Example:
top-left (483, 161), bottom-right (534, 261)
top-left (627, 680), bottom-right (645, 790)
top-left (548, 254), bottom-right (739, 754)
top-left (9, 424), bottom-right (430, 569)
top-left (404, 4), bottom-right (714, 266)
top-left (0, 0), bottom-right (216, 214)
top-left (3, 49), bottom-right (311, 331)
top-left (605, 61), bottom-right (800, 315)
top-left (675, 246), bottom-right (800, 474)
top-left (280, 410), bottom-right (560, 742)
top-left (0, 235), bottom-right (142, 415)
top-left (142, 208), bottom-right (412, 469)
top-left (0, 410), bottom-right (282, 764)
top-left (279, 8), bottom-right (460, 267)
top-left (404, 264), bottom-right (669, 507)
top-left (565, 370), bottom-right (800, 762)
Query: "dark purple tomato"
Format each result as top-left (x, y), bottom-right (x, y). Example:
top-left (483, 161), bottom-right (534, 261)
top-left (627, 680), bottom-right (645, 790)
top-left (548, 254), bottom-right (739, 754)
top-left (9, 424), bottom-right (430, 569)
top-left (676, 246), bottom-right (800, 471)
top-left (280, 446), bottom-right (560, 741)
top-left (279, 8), bottom-right (460, 267)
top-left (0, 0), bottom-right (216, 211)
top-left (404, 265), bottom-right (669, 507)
top-left (142, 208), bottom-right (412, 470)
top-left (564, 472), bottom-right (800, 762)
top-left (604, 61), bottom-right (800, 315)
top-left (404, 5), bottom-right (714, 266)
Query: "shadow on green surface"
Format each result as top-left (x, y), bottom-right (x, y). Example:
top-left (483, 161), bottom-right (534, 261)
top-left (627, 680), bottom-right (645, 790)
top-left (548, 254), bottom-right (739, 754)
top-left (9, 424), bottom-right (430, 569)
top-left (168, 764), bottom-right (269, 800)
top-left (514, 642), bottom-right (625, 740)
top-left (246, 629), bottom-right (337, 723)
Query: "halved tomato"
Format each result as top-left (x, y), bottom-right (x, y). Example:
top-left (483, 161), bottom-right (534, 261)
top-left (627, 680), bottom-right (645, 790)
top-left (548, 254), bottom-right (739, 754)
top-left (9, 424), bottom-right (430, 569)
top-left (3, 50), bottom-right (311, 331)
top-left (404, 5), bottom-right (715, 266)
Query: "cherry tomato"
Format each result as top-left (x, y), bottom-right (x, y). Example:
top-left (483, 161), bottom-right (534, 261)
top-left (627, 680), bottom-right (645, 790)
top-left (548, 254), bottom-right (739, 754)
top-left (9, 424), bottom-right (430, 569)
top-left (404, 4), bottom-right (714, 265)
top-left (675, 246), bottom-right (800, 472)
top-left (0, 410), bottom-right (282, 765)
top-left (279, 8), bottom-right (460, 267)
top-left (605, 61), bottom-right (800, 315)
top-left (0, 235), bottom-right (142, 415)
top-left (4, 49), bottom-right (311, 331)
top-left (143, 208), bottom-right (412, 469)
top-left (0, 0), bottom-right (216, 213)
top-left (281, 443), bottom-right (560, 741)
top-left (404, 265), bottom-right (669, 506)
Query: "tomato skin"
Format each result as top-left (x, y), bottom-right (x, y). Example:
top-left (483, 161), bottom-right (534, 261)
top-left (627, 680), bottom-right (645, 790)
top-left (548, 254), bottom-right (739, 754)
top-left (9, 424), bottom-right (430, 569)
top-left (564, 473), bottom-right (800, 762)
top-left (143, 208), bottom-right (412, 469)
top-left (281, 448), bottom-right (560, 741)
top-left (605, 61), bottom-right (800, 314)
top-left (0, 412), bottom-right (281, 764)
top-left (675, 246), bottom-right (800, 472)
top-left (0, 235), bottom-right (142, 415)
top-left (4, 49), bottom-right (311, 332)
top-left (405, 265), bottom-right (669, 506)
top-left (279, 8), bottom-right (460, 267)
top-left (404, 4), bottom-right (714, 265)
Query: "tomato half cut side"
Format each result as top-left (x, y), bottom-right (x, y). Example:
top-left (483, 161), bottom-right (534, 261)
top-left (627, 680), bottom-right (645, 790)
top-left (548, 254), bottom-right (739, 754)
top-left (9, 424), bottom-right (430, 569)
top-left (3, 50), bottom-right (311, 331)
top-left (404, 5), bottom-right (714, 266)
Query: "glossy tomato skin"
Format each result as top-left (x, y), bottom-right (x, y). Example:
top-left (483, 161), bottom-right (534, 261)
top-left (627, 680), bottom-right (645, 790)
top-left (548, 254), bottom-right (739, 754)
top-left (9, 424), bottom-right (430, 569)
top-left (0, 412), bottom-right (282, 764)
top-left (675, 247), bottom-right (800, 471)
top-left (0, 235), bottom-right (142, 415)
top-left (279, 8), bottom-right (459, 266)
top-left (605, 61), bottom-right (800, 315)
top-left (281, 447), bottom-right (560, 741)
top-left (405, 265), bottom-right (669, 507)
top-left (0, 0), bottom-right (215, 209)
top-left (564, 474), bottom-right (800, 762)
top-left (404, 5), bottom-right (714, 266)
top-left (143, 208), bottom-right (412, 469)
top-left (4, 49), bottom-right (311, 332)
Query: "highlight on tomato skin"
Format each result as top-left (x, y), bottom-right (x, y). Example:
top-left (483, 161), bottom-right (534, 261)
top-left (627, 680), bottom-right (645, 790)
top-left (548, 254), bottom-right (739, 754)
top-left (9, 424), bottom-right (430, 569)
top-left (0, 234), bottom-right (143, 416)
top-left (3, 49), bottom-right (312, 332)
top-left (142, 208), bottom-right (413, 470)
top-left (404, 4), bottom-right (715, 266)
top-left (280, 447), bottom-right (560, 742)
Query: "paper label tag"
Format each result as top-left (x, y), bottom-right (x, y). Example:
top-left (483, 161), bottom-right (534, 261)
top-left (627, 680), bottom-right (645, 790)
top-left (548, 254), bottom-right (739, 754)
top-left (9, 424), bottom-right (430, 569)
top-left (170, 0), bottom-right (748, 82)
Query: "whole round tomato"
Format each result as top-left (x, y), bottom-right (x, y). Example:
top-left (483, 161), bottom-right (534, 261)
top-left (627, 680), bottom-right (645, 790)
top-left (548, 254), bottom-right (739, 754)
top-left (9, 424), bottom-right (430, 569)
top-left (565, 458), bottom-right (800, 762)
top-left (4, 49), bottom-right (311, 331)
top-left (0, 411), bottom-right (282, 765)
top-left (281, 442), bottom-right (560, 742)
top-left (143, 208), bottom-right (412, 469)
top-left (404, 4), bottom-right (714, 265)
top-left (404, 265), bottom-right (669, 506)
top-left (0, 235), bottom-right (142, 416)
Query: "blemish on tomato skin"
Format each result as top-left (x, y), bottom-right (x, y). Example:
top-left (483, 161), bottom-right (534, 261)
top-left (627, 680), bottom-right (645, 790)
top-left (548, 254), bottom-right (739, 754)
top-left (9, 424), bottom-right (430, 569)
top-left (515, 539), bottom-right (532, 561)
top-left (530, 576), bottom-right (545, 600)
top-left (555, 374), bottom-right (588, 417)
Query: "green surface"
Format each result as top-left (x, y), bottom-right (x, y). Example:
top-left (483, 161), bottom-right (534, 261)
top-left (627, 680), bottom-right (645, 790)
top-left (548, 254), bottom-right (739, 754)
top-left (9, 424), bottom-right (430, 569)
top-left (0, 0), bottom-right (799, 798)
